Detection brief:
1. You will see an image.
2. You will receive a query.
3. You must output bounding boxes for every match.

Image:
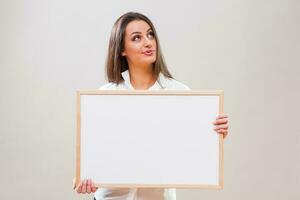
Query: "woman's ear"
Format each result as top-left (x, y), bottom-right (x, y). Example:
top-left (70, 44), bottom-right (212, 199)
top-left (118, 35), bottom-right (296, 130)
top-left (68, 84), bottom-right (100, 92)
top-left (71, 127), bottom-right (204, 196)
top-left (121, 51), bottom-right (126, 56)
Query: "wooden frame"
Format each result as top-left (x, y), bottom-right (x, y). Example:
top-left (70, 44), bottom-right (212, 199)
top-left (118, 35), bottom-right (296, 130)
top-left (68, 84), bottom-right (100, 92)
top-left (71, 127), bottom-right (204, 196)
top-left (76, 90), bottom-right (224, 189)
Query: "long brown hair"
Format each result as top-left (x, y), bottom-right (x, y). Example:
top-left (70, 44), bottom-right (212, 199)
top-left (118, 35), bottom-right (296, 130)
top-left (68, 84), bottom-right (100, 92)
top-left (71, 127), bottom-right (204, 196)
top-left (105, 12), bottom-right (173, 84)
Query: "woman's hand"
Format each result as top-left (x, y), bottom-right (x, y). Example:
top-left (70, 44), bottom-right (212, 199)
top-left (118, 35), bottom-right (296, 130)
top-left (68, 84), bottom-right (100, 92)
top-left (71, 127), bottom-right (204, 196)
top-left (73, 178), bottom-right (97, 194)
top-left (213, 114), bottom-right (229, 138)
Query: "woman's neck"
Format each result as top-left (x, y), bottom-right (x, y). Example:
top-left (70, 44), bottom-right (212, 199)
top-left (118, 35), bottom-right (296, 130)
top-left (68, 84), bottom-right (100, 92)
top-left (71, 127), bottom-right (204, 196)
top-left (128, 65), bottom-right (156, 90)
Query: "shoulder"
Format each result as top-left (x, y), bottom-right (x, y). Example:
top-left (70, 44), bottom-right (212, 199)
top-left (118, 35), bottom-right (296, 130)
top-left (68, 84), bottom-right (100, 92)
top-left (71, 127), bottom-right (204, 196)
top-left (98, 82), bottom-right (127, 90)
top-left (163, 77), bottom-right (191, 90)
top-left (99, 82), bottom-right (118, 90)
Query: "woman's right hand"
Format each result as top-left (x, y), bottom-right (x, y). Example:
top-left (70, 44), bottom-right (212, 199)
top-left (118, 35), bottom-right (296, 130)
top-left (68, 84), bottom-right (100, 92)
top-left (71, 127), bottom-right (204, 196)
top-left (73, 178), bottom-right (97, 194)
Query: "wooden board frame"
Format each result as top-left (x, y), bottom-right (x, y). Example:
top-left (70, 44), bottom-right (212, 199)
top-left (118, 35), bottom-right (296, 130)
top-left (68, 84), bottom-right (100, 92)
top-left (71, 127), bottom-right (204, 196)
top-left (76, 90), bottom-right (224, 189)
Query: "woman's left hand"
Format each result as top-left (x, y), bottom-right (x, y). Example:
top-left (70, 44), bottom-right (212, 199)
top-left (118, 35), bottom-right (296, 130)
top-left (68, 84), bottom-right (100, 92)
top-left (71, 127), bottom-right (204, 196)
top-left (213, 114), bottom-right (229, 138)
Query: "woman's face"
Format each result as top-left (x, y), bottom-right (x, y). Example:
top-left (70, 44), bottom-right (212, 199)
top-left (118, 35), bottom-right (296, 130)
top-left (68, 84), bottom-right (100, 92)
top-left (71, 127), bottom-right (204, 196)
top-left (121, 20), bottom-right (157, 68)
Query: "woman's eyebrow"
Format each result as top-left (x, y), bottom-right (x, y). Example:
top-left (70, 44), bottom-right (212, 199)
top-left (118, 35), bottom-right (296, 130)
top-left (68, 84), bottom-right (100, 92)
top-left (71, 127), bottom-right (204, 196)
top-left (130, 31), bottom-right (141, 36)
top-left (130, 28), bottom-right (152, 36)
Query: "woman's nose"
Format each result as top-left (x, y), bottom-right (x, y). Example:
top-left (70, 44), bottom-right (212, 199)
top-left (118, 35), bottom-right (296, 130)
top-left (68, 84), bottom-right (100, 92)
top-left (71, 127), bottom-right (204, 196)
top-left (144, 37), bottom-right (152, 47)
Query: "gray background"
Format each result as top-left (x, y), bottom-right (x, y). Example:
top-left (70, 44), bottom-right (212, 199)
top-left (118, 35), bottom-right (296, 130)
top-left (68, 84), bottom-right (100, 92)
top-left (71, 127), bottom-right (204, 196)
top-left (1, 0), bottom-right (299, 199)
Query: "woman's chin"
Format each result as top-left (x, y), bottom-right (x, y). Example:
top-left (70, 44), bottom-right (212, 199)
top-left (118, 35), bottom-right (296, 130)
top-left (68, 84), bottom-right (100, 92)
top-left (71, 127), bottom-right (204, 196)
top-left (141, 57), bottom-right (156, 65)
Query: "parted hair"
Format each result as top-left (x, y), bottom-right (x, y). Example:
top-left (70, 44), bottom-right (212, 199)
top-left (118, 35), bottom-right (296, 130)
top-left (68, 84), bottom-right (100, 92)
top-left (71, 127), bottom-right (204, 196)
top-left (105, 12), bottom-right (173, 84)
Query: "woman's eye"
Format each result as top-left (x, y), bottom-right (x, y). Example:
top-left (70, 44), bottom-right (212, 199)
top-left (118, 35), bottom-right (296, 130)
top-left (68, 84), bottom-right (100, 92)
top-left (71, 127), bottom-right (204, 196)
top-left (132, 35), bottom-right (141, 41)
top-left (148, 32), bottom-right (155, 39)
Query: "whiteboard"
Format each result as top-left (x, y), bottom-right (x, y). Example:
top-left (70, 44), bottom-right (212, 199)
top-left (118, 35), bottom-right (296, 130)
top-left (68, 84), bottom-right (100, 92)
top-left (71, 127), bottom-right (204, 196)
top-left (76, 90), bottom-right (224, 189)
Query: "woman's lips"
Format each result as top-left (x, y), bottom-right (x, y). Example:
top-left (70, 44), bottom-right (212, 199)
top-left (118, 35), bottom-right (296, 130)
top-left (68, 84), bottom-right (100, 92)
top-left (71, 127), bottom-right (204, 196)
top-left (142, 50), bottom-right (155, 56)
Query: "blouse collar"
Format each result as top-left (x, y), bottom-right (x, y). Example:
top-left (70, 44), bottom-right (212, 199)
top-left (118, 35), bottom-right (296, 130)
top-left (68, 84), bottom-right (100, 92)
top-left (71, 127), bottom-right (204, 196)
top-left (121, 70), bottom-right (168, 90)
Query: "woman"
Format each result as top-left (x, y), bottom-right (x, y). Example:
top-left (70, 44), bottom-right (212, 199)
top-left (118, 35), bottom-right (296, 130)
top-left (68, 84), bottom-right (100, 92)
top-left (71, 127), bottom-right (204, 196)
top-left (73, 12), bottom-right (229, 200)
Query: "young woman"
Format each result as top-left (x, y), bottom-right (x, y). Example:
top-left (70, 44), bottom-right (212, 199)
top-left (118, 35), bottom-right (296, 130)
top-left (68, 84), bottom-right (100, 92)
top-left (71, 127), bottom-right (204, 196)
top-left (73, 12), bottom-right (229, 200)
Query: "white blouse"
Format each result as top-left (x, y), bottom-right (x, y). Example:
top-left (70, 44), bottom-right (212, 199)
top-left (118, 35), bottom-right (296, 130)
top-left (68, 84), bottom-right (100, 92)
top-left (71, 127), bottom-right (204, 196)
top-left (94, 70), bottom-right (190, 200)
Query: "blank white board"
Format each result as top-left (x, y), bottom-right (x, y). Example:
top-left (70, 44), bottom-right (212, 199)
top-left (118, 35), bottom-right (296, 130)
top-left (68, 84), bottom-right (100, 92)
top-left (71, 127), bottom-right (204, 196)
top-left (76, 90), bottom-right (224, 189)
